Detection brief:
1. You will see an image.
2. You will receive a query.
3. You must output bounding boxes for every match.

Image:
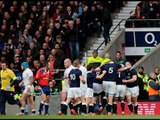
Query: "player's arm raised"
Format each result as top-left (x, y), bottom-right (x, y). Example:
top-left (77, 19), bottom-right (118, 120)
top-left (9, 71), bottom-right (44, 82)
top-left (96, 70), bottom-right (106, 79)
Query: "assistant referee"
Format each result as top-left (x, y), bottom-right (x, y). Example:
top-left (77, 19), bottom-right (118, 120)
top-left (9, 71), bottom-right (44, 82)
top-left (0, 60), bottom-right (21, 115)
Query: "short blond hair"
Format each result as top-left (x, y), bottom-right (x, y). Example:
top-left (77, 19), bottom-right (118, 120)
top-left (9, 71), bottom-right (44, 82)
top-left (105, 53), bottom-right (110, 58)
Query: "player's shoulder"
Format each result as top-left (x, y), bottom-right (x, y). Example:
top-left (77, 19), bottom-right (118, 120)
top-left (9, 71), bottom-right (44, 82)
top-left (131, 68), bottom-right (137, 73)
top-left (27, 68), bottom-right (33, 74)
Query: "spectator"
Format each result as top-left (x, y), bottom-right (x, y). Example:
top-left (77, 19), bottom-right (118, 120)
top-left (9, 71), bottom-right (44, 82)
top-left (101, 7), bottom-right (112, 45)
top-left (52, 22), bottom-right (65, 40)
top-left (125, 11), bottom-right (137, 28)
top-left (53, 35), bottom-right (66, 52)
top-left (101, 52), bottom-right (111, 66)
top-left (148, 72), bottom-right (160, 101)
top-left (49, 81), bottom-right (56, 95)
top-left (114, 51), bottom-right (126, 65)
top-left (42, 42), bottom-right (51, 58)
top-left (44, 35), bottom-right (54, 49)
top-left (47, 54), bottom-right (55, 75)
top-left (87, 5), bottom-right (101, 37)
top-left (86, 50), bottom-right (103, 68)
top-left (66, 20), bottom-right (80, 61)
top-left (33, 30), bottom-right (43, 50)
top-left (21, 29), bottom-right (32, 44)
top-left (29, 41), bottom-right (38, 58)
top-left (75, 18), bottom-right (86, 51)
top-left (39, 54), bottom-right (47, 67)
top-left (54, 43), bottom-right (66, 69)
top-left (137, 66), bottom-right (149, 100)
top-left (5, 44), bottom-right (14, 63)
top-left (61, 5), bottom-right (74, 23)
top-left (16, 36), bottom-right (29, 56)
top-left (13, 55), bottom-right (21, 72)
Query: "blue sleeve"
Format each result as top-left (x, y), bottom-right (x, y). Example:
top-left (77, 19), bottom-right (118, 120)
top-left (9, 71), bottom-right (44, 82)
top-left (131, 69), bottom-right (137, 76)
top-left (78, 70), bottom-right (82, 76)
top-left (149, 81), bottom-right (160, 90)
top-left (100, 65), bottom-right (105, 71)
top-left (10, 79), bottom-right (21, 87)
top-left (93, 72), bottom-right (97, 77)
top-left (117, 64), bottom-right (122, 69)
top-left (77, 5), bottom-right (83, 16)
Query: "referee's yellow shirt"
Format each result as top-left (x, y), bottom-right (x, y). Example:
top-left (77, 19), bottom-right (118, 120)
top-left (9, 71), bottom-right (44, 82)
top-left (0, 68), bottom-right (17, 92)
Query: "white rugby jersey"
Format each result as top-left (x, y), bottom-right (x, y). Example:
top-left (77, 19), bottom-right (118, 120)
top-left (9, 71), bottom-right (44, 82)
top-left (22, 68), bottom-right (33, 86)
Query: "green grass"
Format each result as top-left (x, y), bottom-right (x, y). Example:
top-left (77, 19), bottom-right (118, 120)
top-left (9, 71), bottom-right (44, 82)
top-left (0, 115), bottom-right (160, 119)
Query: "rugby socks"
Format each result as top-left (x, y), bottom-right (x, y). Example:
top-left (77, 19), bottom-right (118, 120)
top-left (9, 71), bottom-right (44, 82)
top-left (102, 97), bottom-right (107, 108)
top-left (61, 102), bottom-right (68, 114)
top-left (69, 102), bottom-right (74, 114)
top-left (88, 104), bottom-right (94, 113)
top-left (76, 102), bottom-right (82, 114)
top-left (128, 103), bottom-right (133, 114)
top-left (69, 102), bottom-right (73, 110)
top-left (134, 103), bottom-right (138, 114)
top-left (112, 102), bottom-right (117, 114)
top-left (32, 109), bottom-right (36, 114)
top-left (121, 102), bottom-right (125, 112)
top-left (21, 107), bottom-right (25, 114)
top-left (107, 103), bottom-right (112, 114)
top-left (44, 103), bottom-right (49, 114)
top-left (39, 101), bottom-right (44, 112)
top-left (73, 104), bottom-right (78, 113)
top-left (81, 103), bottom-right (87, 114)
top-left (71, 104), bottom-right (78, 115)
top-left (100, 92), bottom-right (105, 100)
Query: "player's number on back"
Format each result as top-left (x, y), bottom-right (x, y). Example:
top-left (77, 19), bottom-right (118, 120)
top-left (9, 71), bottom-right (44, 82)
top-left (96, 72), bottom-right (100, 75)
top-left (108, 67), bottom-right (113, 74)
top-left (70, 74), bottom-right (76, 80)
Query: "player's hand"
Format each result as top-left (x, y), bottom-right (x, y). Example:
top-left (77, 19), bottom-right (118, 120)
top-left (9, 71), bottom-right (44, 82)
top-left (55, 69), bottom-right (59, 74)
top-left (82, 80), bottom-right (85, 84)
top-left (19, 82), bottom-right (23, 87)
top-left (38, 86), bottom-right (42, 90)
top-left (122, 79), bottom-right (127, 83)
top-left (63, 75), bottom-right (68, 79)
top-left (6, 86), bottom-right (11, 90)
top-left (27, 86), bottom-right (31, 92)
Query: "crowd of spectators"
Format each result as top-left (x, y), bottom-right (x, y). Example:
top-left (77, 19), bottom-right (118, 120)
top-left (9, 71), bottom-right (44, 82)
top-left (125, 1), bottom-right (160, 28)
top-left (0, 1), bottom-right (125, 93)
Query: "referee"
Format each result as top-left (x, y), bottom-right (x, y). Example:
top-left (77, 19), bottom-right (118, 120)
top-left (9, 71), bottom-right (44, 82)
top-left (0, 60), bottom-right (21, 115)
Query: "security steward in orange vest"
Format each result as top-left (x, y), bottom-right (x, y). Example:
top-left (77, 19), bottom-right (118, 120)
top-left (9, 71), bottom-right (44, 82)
top-left (148, 72), bottom-right (160, 101)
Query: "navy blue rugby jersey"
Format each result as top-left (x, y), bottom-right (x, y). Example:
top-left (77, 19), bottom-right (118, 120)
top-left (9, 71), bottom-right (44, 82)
top-left (87, 71), bottom-right (95, 89)
top-left (125, 68), bottom-right (138, 87)
top-left (69, 68), bottom-right (82, 88)
top-left (100, 63), bottom-right (120, 82)
top-left (93, 71), bottom-right (103, 84)
top-left (116, 71), bottom-right (126, 85)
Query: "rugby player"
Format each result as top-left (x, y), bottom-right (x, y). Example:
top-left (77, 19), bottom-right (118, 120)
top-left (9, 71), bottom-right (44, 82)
top-left (95, 61), bottom-right (121, 115)
top-left (17, 62), bottom-right (36, 115)
top-left (113, 64), bottom-right (126, 115)
top-left (122, 62), bottom-right (139, 115)
top-left (58, 58), bottom-right (74, 114)
top-left (60, 65), bottom-right (85, 115)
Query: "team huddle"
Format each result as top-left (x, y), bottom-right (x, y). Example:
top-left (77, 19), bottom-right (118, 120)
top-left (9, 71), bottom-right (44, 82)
top-left (0, 52), bottom-right (139, 116)
top-left (58, 58), bottom-right (139, 115)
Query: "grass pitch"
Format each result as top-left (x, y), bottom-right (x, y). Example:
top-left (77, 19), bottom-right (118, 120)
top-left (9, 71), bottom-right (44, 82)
top-left (0, 115), bottom-right (160, 119)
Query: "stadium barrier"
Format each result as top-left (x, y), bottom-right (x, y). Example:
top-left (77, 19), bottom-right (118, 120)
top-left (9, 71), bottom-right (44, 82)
top-left (6, 96), bottom-right (160, 115)
top-left (6, 95), bottom-right (61, 115)
top-left (117, 101), bottom-right (160, 115)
